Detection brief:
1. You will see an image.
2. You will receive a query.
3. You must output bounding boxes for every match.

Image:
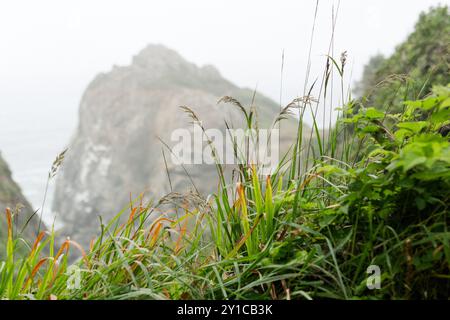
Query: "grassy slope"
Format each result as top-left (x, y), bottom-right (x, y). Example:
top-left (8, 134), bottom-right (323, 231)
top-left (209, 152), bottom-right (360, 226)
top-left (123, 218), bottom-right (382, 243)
top-left (356, 6), bottom-right (450, 111)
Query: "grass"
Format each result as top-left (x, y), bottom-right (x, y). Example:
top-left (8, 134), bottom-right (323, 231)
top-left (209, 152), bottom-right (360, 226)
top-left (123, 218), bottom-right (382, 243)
top-left (1, 73), bottom-right (448, 300)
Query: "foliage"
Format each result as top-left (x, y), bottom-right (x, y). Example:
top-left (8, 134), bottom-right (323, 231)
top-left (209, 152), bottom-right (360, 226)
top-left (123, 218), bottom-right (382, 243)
top-left (356, 6), bottom-right (450, 113)
top-left (0, 81), bottom-right (448, 300)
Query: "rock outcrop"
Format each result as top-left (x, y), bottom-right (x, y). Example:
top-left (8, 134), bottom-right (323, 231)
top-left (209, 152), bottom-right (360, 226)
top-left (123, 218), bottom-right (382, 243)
top-left (53, 44), bottom-right (301, 248)
top-left (0, 152), bottom-right (39, 256)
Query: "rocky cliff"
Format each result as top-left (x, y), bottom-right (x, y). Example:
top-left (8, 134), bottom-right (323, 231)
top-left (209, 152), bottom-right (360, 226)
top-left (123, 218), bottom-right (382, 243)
top-left (0, 152), bottom-right (39, 256)
top-left (52, 44), bottom-right (301, 248)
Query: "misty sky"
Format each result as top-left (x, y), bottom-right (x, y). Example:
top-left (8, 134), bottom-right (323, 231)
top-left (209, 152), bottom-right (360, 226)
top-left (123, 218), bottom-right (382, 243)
top-left (0, 0), bottom-right (448, 213)
top-left (1, 0), bottom-right (447, 115)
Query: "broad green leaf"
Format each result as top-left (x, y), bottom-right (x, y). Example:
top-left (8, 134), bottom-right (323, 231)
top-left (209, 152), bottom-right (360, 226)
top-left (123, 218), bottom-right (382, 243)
top-left (365, 108), bottom-right (385, 120)
top-left (397, 121), bottom-right (428, 133)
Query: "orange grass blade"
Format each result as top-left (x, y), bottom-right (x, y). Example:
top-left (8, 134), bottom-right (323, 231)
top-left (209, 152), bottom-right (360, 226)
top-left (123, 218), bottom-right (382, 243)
top-left (30, 231), bottom-right (46, 256)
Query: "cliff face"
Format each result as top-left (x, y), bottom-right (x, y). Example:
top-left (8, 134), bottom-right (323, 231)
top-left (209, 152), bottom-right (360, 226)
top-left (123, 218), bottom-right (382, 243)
top-left (52, 44), bottom-right (300, 248)
top-left (0, 152), bottom-right (39, 255)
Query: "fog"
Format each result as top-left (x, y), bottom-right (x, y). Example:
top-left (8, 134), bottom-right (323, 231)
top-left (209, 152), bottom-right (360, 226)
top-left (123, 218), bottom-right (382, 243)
top-left (0, 0), bottom-right (446, 214)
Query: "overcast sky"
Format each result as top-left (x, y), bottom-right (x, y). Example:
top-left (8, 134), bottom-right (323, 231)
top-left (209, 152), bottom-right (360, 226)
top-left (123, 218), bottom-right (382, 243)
top-left (0, 0), bottom-right (447, 114)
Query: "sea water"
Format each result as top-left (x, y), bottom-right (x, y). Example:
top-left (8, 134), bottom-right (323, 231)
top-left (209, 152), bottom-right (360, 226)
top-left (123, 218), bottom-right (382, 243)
top-left (0, 103), bottom-right (77, 227)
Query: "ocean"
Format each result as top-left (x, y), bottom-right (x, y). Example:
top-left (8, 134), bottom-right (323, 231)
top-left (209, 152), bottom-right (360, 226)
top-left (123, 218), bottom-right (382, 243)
top-left (0, 103), bottom-right (78, 226)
